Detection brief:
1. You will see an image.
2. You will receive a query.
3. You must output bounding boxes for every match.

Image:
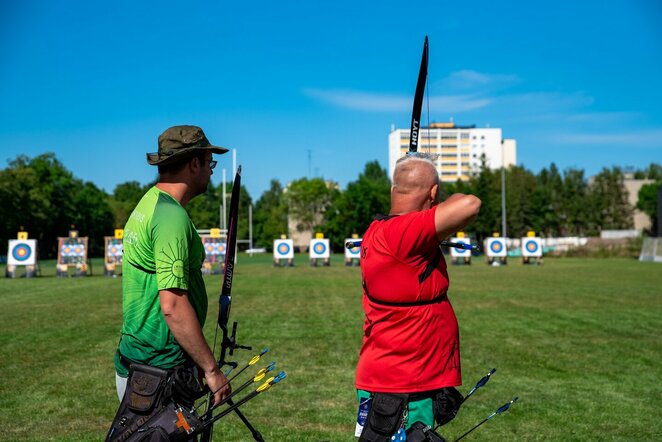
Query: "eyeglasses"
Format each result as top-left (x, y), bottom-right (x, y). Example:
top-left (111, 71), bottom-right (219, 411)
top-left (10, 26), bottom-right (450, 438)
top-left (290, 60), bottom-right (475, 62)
top-left (208, 159), bottom-right (217, 170)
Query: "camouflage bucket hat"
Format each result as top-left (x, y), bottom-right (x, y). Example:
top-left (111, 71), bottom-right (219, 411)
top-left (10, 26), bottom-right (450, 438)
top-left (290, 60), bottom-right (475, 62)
top-left (146, 125), bottom-right (229, 166)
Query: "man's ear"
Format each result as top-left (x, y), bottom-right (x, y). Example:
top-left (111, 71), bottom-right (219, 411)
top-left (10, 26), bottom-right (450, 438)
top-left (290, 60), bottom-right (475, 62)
top-left (189, 156), bottom-right (201, 172)
top-left (431, 183), bottom-right (439, 203)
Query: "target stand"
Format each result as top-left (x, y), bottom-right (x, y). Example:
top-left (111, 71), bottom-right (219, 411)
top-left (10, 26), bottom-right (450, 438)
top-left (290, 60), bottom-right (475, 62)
top-left (309, 237), bottom-right (330, 267)
top-left (344, 237), bottom-right (361, 267)
top-left (449, 236), bottom-right (472, 265)
top-left (6, 236), bottom-right (39, 278)
top-left (273, 239), bottom-right (295, 267)
top-left (104, 236), bottom-right (124, 276)
top-left (56, 232), bottom-right (91, 277)
top-left (485, 237), bottom-right (507, 266)
top-left (521, 233), bottom-right (543, 265)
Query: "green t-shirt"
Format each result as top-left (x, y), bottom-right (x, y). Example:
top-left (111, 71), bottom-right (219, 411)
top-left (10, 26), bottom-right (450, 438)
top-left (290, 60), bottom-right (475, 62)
top-left (114, 186), bottom-right (207, 377)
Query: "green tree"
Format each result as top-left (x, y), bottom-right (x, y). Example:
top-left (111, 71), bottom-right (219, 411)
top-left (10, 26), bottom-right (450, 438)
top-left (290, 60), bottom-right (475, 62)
top-left (187, 181), bottom-right (252, 242)
top-left (108, 181), bottom-right (147, 228)
top-left (284, 177), bottom-right (339, 236)
top-left (323, 161), bottom-right (391, 251)
top-left (637, 181), bottom-right (661, 235)
top-left (253, 180), bottom-right (288, 250)
top-left (588, 167), bottom-right (633, 231)
top-left (465, 158), bottom-right (501, 241)
top-left (561, 168), bottom-right (590, 236)
top-left (532, 163), bottom-right (564, 236)
top-left (0, 153), bottom-right (113, 258)
top-left (504, 165), bottom-right (537, 238)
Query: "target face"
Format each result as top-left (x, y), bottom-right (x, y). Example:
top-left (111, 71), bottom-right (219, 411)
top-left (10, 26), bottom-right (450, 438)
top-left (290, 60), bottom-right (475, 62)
top-left (450, 237), bottom-right (470, 257)
top-left (486, 238), bottom-right (507, 257)
top-left (309, 239), bottom-right (330, 258)
top-left (8, 240), bottom-right (37, 266)
top-left (344, 238), bottom-right (362, 259)
top-left (278, 243), bottom-right (290, 254)
top-left (218, 242), bottom-right (227, 254)
top-left (108, 244), bottom-right (123, 257)
top-left (274, 239), bottom-right (294, 259)
top-left (521, 237), bottom-right (542, 257)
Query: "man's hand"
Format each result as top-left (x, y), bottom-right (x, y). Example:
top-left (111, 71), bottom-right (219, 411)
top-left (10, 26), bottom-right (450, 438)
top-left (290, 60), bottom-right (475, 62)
top-left (160, 289), bottom-right (232, 406)
top-left (205, 367), bottom-right (231, 406)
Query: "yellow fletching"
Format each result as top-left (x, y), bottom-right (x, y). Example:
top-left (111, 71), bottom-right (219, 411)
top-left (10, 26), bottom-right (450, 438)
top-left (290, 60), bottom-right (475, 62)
top-left (256, 377), bottom-right (275, 393)
top-left (253, 372), bottom-right (266, 382)
top-left (249, 355), bottom-right (261, 365)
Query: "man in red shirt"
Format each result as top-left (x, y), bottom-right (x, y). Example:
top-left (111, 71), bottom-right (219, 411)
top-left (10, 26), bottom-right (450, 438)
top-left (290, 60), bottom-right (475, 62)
top-left (356, 154), bottom-right (481, 440)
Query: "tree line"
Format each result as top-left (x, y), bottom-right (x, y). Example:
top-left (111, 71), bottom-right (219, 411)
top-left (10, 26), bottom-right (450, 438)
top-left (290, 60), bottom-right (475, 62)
top-left (0, 153), bottom-right (660, 258)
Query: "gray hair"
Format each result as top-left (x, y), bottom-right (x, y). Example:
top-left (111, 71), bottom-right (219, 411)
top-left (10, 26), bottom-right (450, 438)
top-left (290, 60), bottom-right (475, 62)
top-left (393, 153), bottom-right (442, 202)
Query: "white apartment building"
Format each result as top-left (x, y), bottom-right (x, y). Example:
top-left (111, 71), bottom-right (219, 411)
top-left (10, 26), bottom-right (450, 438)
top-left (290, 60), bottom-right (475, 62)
top-left (388, 122), bottom-right (517, 182)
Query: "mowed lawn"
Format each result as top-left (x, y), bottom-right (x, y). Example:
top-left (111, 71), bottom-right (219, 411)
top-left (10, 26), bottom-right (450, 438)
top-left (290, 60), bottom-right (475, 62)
top-left (0, 256), bottom-right (660, 441)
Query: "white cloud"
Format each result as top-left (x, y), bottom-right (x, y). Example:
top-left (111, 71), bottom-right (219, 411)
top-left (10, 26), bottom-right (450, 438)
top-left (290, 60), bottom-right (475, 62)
top-left (434, 70), bottom-right (520, 92)
top-left (302, 88), bottom-right (491, 113)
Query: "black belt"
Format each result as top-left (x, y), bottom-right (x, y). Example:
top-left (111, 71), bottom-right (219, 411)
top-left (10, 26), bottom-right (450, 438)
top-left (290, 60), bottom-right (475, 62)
top-left (364, 290), bottom-right (447, 307)
top-left (119, 351), bottom-right (194, 371)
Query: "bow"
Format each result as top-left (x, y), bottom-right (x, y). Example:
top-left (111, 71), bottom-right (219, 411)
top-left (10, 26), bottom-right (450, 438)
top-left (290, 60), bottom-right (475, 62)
top-left (200, 166), bottom-right (265, 442)
top-left (408, 35), bottom-right (428, 154)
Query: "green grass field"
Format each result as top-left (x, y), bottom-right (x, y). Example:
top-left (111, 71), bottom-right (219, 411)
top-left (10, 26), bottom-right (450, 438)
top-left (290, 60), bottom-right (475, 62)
top-left (0, 255), bottom-right (660, 441)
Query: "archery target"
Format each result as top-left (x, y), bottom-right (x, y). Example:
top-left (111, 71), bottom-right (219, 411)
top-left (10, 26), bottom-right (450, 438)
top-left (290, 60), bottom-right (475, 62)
top-left (274, 239), bottom-right (294, 259)
top-left (72, 244), bottom-right (85, 257)
top-left (522, 237), bottom-right (542, 257)
top-left (450, 237), bottom-right (471, 258)
top-left (344, 238), bottom-right (361, 259)
top-left (486, 238), bottom-right (507, 257)
top-left (218, 241), bottom-right (227, 255)
top-left (309, 239), bottom-right (330, 259)
top-left (107, 241), bottom-right (123, 258)
top-left (8, 240), bottom-right (36, 266)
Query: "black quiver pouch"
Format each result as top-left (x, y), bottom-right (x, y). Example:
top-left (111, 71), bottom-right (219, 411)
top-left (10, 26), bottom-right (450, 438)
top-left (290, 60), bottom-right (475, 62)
top-left (359, 393), bottom-right (408, 442)
top-left (106, 364), bottom-right (172, 442)
top-left (433, 387), bottom-right (464, 427)
top-left (405, 421), bottom-right (448, 442)
top-left (171, 366), bottom-right (207, 409)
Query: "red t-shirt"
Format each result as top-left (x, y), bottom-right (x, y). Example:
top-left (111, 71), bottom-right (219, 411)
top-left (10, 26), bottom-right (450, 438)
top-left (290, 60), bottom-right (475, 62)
top-left (355, 208), bottom-right (461, 393)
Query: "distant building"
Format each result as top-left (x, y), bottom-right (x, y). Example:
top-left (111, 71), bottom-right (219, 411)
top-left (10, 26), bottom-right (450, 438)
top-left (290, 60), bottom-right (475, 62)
top-left (388, 122), bottom-right (517, 182)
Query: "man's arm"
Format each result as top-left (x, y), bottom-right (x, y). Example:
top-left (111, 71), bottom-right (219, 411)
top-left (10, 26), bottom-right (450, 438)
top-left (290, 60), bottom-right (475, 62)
top-left (159, 288), bottom-right (230, 405)
top-left (434, 193), bottom-right (482, 241)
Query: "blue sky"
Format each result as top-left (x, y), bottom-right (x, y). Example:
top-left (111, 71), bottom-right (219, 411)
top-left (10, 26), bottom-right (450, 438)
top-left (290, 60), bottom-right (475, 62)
top-left (1, 0), bottom-right (660, 201)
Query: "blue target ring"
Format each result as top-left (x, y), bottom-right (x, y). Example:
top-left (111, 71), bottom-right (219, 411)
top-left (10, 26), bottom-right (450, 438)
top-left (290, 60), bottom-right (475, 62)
top-left (349, 245), bottom-right (360, 255)
top-left (525, 240), bottom-right (539, 253)
top-left (490, 241), bottom-right (503, 253)
top-left (313, 242), bottom-right (327, 255)
top-left (219, 243), bottom-right (226, 254)
top-left (277, 243), bottom-right (291, 255)
top-left (12, 244), bottom-right (32, 262)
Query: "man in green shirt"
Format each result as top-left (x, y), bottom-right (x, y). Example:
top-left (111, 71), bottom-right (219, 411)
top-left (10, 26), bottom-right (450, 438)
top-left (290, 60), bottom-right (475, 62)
top-left (113, 125), bottom-right (230, 408)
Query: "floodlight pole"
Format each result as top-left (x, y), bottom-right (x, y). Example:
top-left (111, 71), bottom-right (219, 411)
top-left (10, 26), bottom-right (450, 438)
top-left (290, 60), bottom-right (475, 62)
top-left (249, 204), bottom-right (253, 249)
top-left (501, 140), bottom-right (507, 239)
